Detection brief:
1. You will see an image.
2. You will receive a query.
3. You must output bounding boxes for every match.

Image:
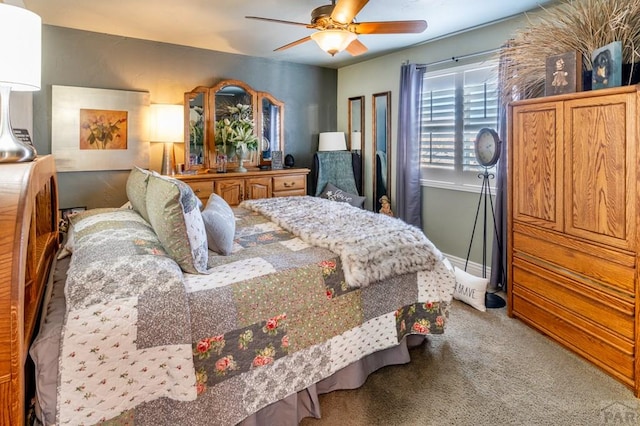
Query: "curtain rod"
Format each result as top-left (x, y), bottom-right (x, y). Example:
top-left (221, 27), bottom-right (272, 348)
top-left (404, 47), bottom-right (501, 68)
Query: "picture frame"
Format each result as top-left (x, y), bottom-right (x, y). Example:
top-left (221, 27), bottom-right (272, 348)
top-left (592, 41), bottom-right (622, 90)
top-left (271, 150), bottom-right (283, 170)
top-left (545, 51), bottom-right (582, 96)
top-left (52, 85), bottom-right (150, 172)
top-left (12, 128), bottom-right (33, 146)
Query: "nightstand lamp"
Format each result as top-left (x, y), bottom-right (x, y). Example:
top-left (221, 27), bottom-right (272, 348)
top-left (150, 104), bottom-right (184, 175)
top-left (318, 132), bottom-right (347, 151)
top-left (0, 4), bottom-right (41, 163)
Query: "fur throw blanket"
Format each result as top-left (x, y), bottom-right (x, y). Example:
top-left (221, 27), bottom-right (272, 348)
top-left (240, 196), bottom-right (443, 289)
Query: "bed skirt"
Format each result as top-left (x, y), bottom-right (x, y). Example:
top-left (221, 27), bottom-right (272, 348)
top-left (241, 334), bottom-right (424, 426)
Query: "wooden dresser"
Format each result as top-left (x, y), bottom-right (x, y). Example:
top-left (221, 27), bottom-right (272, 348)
top-left (508, 85), bottom-right (640, 396)
top-left (0, 155), bottom-right (59, 424)
top-left (176, 168), bottom-right (310, 206)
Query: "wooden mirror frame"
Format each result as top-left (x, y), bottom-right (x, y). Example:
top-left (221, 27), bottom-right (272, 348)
top-left (372, 91), bottom-right (391, 212)
top-left (184, 86), bottom-right (210, 172)
top-left (183, 80), bottom-right (285, 172)
top-left (257, 91), bottom-right (284, 167)
top-left (348, 96), bottom-right (364, 195)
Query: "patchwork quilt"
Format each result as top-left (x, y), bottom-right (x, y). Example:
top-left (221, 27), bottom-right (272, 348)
top-left (57, 203), bottom-right (455, 425)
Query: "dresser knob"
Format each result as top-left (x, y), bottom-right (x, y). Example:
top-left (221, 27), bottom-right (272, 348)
top-left (284, 182), bottom-right (295, 188)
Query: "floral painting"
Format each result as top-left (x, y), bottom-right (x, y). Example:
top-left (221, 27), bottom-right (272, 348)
top-left (79, 109), bottom-right (128, 150)
top-left (51, 85), bottom-right (149, 172)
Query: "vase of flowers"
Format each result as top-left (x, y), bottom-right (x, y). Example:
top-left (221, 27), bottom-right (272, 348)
top-left (214, 103), bottom-right (259, 172)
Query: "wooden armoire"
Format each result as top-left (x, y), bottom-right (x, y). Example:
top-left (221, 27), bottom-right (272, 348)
top-left (507, 85), bottom-right (640, 396)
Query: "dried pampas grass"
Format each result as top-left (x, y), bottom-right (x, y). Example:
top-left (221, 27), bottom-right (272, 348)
top-left (499, 0), bottom-right (640, 103)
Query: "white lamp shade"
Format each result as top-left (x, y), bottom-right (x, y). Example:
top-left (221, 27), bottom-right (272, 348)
top-left (150, 104), bottom-right (184, 143)
top-left (310, 30), bottom-right (357, 56)
top-left (350, 131), bottom-right (362, 151)
top-left (318, 132), bottom-right (347, 151)
top-left (0, 4), bottom-right (41, 91)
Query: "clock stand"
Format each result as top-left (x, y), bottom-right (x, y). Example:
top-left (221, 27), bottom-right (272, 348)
top-left (464, 168), bottom-right (506, 309)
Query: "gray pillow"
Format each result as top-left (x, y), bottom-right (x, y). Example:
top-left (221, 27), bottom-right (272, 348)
top-left (126, 166), bottom-right (152, 222)
top-left (320, 182), bottom-right (365, 208)
top-left (146, 174), bottom-right (209, 274)
top-left (201, 193), bottom-right (236, 255)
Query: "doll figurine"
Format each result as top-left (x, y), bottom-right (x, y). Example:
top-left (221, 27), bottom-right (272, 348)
top-left (379, 195), bottom-right (394, 217)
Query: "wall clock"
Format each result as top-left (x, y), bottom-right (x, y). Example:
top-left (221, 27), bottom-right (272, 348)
top-left (474, 127), bottom-right (501, 168)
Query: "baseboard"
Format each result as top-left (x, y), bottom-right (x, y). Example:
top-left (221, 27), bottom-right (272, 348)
top-left (443, 253), bottom-right (491, 280)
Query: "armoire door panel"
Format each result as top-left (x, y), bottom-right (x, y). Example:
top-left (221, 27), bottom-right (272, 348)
top-left (512, 102), bottom-right (564, 231)
top-left (564, 94), bottom-right (636, 250)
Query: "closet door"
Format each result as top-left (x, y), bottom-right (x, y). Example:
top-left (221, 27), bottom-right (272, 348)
top-left (563, 93), bottom-right (636, 251)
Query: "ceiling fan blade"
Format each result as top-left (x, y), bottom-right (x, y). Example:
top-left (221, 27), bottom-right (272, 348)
top-left (246, 16), bottom-right (309, 27)
top-left (274, 36), bottom-right (312, 52)
top-left (350, 20), bottom-right (428, 34)
top-left (331, 0), bottom-right (369, 24)
top-left (346, 38), bottom-right (368, 56)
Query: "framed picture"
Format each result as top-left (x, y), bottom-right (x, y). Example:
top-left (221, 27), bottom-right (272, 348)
top-left (592, 41), bottom-right (622, 90)
top-left (52, 85), bottom-right (150, 172)
top-left (545, 51), bottom-right (582, 96)
top-left (271, 150), bottom-right (283, 170)
top-left (12, 128), bottom-right (33, 146)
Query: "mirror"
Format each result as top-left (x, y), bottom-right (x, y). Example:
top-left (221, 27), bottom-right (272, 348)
top-left (258, 92), bottom-right (284, 166)
top-left (184, 86), bottom-right (209, 171)
top-left (348, 96), bottom-right (364, 194)
top-left (372, 92), bottom-right (391, 212)
top-left (210, 79), bottom-right (258, 170)
top-left (183, 80), bottom-right (285, 172)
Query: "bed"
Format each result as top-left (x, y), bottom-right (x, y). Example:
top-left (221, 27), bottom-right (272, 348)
top-left (2, 160), bottom-right (456, 425)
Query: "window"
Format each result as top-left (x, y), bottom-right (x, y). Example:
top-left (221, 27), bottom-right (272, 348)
top-left (420, 60), bottom-right (499, 191)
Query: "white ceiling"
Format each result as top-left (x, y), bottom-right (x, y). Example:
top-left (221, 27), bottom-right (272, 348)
top-left (22, 0), bottom-right (557, 69)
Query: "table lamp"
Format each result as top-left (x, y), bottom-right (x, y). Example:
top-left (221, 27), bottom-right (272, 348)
top-left (318, 132), bottom-right (347, 151)
top-left (150, 104), bottom-right (184, 175)
top-left (0, 4), bottom-right (41, 163)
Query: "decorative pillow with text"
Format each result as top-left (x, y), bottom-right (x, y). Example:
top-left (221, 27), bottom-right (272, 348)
top-left (319, 182), bottom-right (365, 208)
top-left (453, 266), bottom-right (488, 312)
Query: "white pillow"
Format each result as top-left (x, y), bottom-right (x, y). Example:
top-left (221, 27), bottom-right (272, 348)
top-left (453, 266), bottom-right (488, 312)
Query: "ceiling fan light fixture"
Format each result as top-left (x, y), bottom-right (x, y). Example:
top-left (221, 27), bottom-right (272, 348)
top-left (311, 29), bottom-right (356, 56)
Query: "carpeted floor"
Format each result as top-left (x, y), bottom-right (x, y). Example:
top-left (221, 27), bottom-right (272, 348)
top-left (300, 298), bottom-right (639, 425)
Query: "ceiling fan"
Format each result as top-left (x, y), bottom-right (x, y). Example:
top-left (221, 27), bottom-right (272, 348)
top-left (246, 0), bottom-right (427, 57)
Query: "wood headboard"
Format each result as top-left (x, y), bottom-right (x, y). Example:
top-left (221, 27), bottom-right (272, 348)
top-left (0, 155), bottom-right (58, 425)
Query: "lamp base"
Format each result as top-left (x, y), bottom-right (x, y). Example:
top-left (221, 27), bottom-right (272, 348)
top-left (0, 130), bottom-right (37, 163)
top-left (0, 86), bottom-right (36, 163)
top-left (161, 142), bottom-right (175, 176)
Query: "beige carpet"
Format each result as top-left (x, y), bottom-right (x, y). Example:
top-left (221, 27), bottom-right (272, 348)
top-left (300, 298), bottom-right (639, 426)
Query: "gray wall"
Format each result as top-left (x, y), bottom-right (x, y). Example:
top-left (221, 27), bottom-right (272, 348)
top-left (37, 25), bottom-right (337, 209)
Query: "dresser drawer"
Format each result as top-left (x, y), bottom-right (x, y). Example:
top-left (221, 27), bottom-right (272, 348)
top-left (512, 222), bottom-right (636, 296)
top-left (511, 289), bottom-right (635, 388)
top-left (273, 175), bottom-right (306, 193)
top-left (511, 257), bottom-right (635, 339)
top-left (186, 180), bottom-right (214, 203)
